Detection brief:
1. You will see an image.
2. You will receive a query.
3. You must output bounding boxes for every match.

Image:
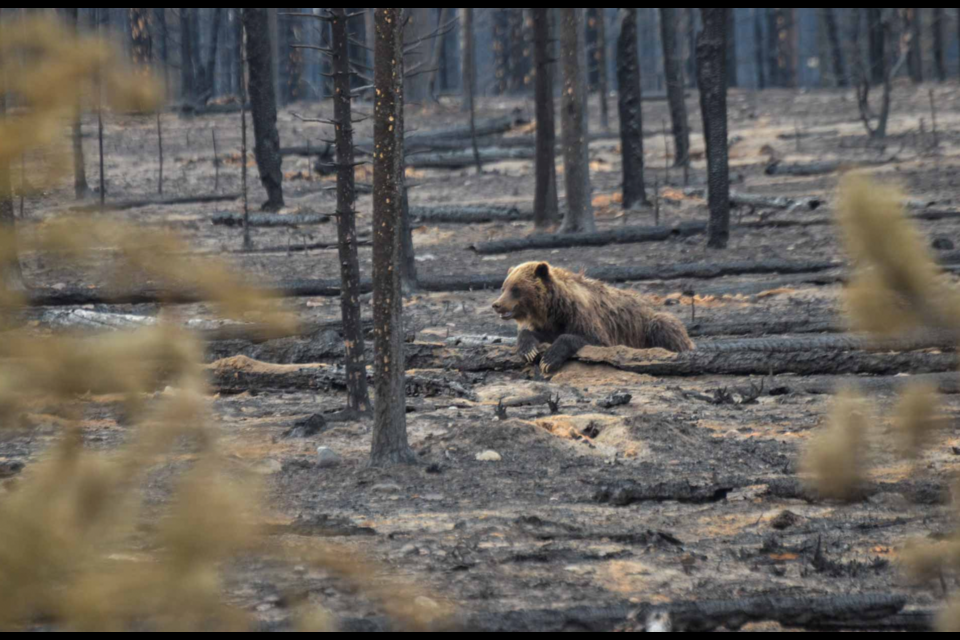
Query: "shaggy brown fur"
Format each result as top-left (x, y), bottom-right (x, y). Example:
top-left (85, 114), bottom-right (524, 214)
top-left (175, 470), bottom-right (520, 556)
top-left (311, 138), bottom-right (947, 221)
top-left (491, 261), bottom-right (695, 373)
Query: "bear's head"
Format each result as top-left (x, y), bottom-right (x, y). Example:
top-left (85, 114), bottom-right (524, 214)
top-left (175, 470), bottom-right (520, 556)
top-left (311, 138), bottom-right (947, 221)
top-left (491, 261), bottom-right (551, 323)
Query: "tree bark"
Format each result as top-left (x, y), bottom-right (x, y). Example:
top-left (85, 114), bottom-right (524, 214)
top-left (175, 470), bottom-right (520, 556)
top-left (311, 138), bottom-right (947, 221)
top-left (686, 8), bottom-right (697, 88)
top-left (595, 9), bottom-right (610, 131)
top-left (867, 8), bottom-right (885, 85)
top-left (822, 8), bottom-right (847, 87)
top-left (726, 8), bottom-right (738, 87)
top-left (242, 8), bottom-right (285, 211)
top-left (404, 7), bottom-right (433, 104)
top-left (766, 9), bottom-right (780, 86)
top-left (659, 7), bottom-right (690, 168)
top-left (617, 9), bottom-right (649, 210)
top-left (906, 9), bottom-right (922, 84)
top-left (179, 8), bottom-right (197, 103)
top-left (329, 8), bottom-right (371, 414)
top-left (462, 8), bottom-right (482, 173)
top-left (558, 8), bottom-right (594, 234)
top-left (200, 7), bottom-right (223, 101)
top-left (933, 8), bottom-right (946, 83)
top-left (532, 8), bottom-right (559, 229)
top-left (371, 8), bottom-right (416, 466)
top-left (753, 8), bottom-right (765, 89)
top-left (427, 7), bottom-right (450, 99)
top-left (507, 9), bottom-right (529, 93)
top-left (697, 9), bottom-right (730, 249)
top-left (69, 7), bottom-right (89, 199)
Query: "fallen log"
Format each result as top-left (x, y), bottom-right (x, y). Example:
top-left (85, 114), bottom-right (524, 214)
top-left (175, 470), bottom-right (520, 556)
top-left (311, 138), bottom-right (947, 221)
top-left (764, 158), bottom-right (889, 177)
top-left (776, 128), bottom-right (840, 140)
top-left (279, 142), bottom-right (332, 157)
top-left (631, 594), bottom-right (912, 632)
top-left (406, 147), bottom-right (536, 169)
top-left (232, 238), bottom-right (372, 254)
top-left (410, 204), bottom-right (530, 223)
top-left (354, 115), bottom-right (523, 155)
top-left (210, 212), bottom-right (331, 227)
top-left (681, 187), bottom-right (823, 211)
top-left (470, 222), bottom-right (707, 254)
top-left (72, 193), bottom-right (239, 212)
top-left (208, 355), bottom-right (476, 399)
top-left (793, 371), bottom-right (960, 396)
top-left (595, 476), bottom-right (950, 506)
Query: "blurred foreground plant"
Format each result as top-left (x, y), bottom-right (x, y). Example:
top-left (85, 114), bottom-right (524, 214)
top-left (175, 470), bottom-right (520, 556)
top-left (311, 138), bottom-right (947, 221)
top-left (801, 174), bottom-right (958, 630)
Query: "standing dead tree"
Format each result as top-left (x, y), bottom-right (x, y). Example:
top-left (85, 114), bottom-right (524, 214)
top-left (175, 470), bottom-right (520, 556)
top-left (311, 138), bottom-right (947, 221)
top-left (821, 8), bottom-right (847, 87)
top-left (463, 8), bottom-right (482, 173)
top-left (617, 9), bottom-right (649, 211)
top-left (558, 8), bottom-right (594, 234)
top-left (867, 8), bottom-right (885, 86)
top-left (660, 7), bottom-right (690, 168)
top-left (905, 9), bottom-right (922, 84)
top-left (371, 7), bottom-right (416, 466)
top-left (697, 8), bottom-right (730, 250)
top-left (593, 9), bottom-right (610, 132)
top-left (242, 8), bottom-right (284, 211)
top-left (197, 7), bottom-right (223, 103)
top-left (753, 8), bottom-right (764, 89)
top-left (933, 8), bottom-right (945, 83)
top-left (68, 8), bottom-right (88, 199)
top-left (179, 8), bottom-right (197, 104)
top-left (532, 7), bottom-right (559, 229)
top-left (855, 10), bottom-right (893, 139)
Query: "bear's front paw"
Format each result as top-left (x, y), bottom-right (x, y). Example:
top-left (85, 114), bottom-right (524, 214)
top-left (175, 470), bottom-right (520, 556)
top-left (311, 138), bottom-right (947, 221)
top-left (539, 344), bottom-right (569, 375)
top-left (517, 334), bottom-right (542, 364)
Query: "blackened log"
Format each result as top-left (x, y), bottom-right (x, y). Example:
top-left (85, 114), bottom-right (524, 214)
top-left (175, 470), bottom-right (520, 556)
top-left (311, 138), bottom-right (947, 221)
top-left (211, 212), bottom-right (330, 227)
top-left (596, 476), bottom-right (949, 507)
top-left (630, 594), bottom-right (911, 632)
top-left (409, 205), bottom-right (529, 223)
top-left (72, 193), bottom-right (240, 212)
top-left (405, 147), bottom-right (535, 169)
top-left (470, 223), bottom-right (706, 254)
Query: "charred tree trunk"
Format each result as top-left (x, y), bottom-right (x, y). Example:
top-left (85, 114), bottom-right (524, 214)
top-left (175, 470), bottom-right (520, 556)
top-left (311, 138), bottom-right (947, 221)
top-left (867, 8), bottom-right (885, 85)
top-left (822, 8), bottom-right (847, 87)
top-left (532, 8), bottom-right (559, 229)
top-left (660, 7), bottom-right (690, 167)
top-left (427, 7), bottom-right (450, 100)
top-left (595, 9), bottom-right (610, 131)
top-left (201, 7), bottom-right (223, 101)
top-left (507, 9), bottom-right (529, 93)
top-left (726, 8), bottom-right (738, 88)
top-left (558, 8), bottom-right (594, 234)
top-left (179, 8), bottom-right (197, 103)
top-left (242, 8), bottom-right (285, 211)
top-left (463, 8), bottom-right (482, 173)
top-left (617, 9), bottom-right (649, 210)
top-left (686, 8), bottom-right (697, 89)
top-left (371, 7), bottom-right (416, 466)
top-left (69, 7), bottom-right (88, 199)
top-left (493, 9), bottom-right (509, 95)
top-left (697, 8), bottom-right (730, 250)
top-left (753, 8), bottom-right (765, 89)
top-left (933, 8), bottom-right (946, 82)
top-left (156, 9), bottom-right (170, 95)
top-left (404, 7), bottom-right (433, 104)
top-left (330, 8), bottom-right (371, 414)
top-left (766, 8), bottom-right (780, 87)
top-left (906, 9), bottom-right (922, 84)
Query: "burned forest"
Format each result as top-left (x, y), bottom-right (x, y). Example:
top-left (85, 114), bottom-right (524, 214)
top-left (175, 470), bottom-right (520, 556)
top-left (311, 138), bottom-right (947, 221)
top-left (5, 6), bottom-right (960, 633)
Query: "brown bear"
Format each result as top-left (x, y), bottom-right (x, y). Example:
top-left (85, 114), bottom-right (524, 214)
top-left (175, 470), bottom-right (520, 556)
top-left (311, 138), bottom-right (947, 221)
top-left (491, 261), bottom-right (695, 373)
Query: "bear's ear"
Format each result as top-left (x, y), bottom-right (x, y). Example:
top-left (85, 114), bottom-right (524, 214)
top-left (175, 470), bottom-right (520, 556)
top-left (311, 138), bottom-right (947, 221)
top-left (534, 262), bottom-right (550, 282)
top-left (507, 265), bottom-right (516, 276)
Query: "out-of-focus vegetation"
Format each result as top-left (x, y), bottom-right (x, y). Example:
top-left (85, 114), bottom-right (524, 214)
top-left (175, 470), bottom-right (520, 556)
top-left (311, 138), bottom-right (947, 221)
top-left (801, 175), bottom-right (958, 631)
top-left (0, 16), bottom-right (452, 632)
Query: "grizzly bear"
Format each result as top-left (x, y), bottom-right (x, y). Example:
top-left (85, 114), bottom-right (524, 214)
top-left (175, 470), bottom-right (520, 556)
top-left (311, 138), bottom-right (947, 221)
top-left (491, 261), bottom-right (695, 373)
